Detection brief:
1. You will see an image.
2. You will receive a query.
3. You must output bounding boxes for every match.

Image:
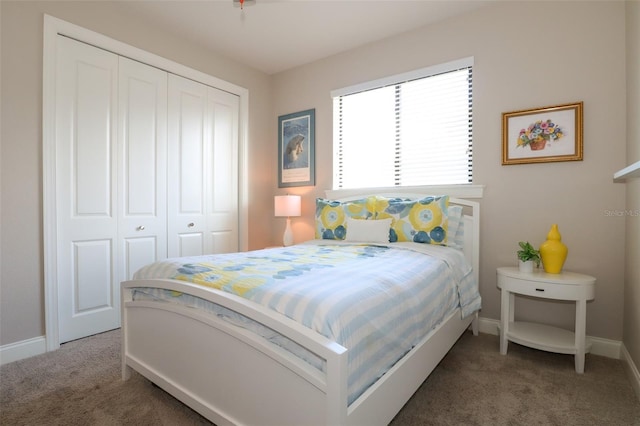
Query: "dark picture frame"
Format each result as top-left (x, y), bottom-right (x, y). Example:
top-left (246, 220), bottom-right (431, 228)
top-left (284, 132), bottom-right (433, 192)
top-left (278, 108), bottom-right (315, 187)
top-left (502, 102), bottom-right (583, 165)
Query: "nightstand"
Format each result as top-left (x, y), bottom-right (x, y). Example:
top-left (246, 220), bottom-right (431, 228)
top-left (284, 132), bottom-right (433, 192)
top-left (496, 266), bottom-right (596, 373)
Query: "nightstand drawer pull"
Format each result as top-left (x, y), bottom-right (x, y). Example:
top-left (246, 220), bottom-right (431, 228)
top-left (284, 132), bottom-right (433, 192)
top-left (535, 288), bottom-right (545, 292)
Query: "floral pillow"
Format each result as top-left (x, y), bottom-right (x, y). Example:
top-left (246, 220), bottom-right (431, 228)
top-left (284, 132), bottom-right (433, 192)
top-left (375, 195), bottom-right (449, 245)
top-left (315, 197), bottom-right (376, 240)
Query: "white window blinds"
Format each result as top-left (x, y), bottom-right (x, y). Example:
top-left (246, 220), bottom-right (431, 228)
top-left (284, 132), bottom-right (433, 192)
top-left (332, 57), bottom-right (473, 190)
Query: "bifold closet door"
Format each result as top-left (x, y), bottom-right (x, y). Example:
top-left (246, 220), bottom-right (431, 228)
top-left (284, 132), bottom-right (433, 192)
top-left (56, 37), bottom-right (169, 343)
top-left (167, 74), bottom-right (239, 258)
top-left (117, 57), bottom-right (168, 281)
top-left (55, 36), bottom-right (120, 343)
top-left (54, 35), bottom-right (239, 342)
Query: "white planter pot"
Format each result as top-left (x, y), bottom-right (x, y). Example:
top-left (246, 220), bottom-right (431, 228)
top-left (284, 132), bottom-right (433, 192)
top-left (518, 260), bottom-right (534, 273)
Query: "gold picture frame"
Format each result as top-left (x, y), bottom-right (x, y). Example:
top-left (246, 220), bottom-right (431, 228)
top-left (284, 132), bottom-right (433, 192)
top-left (502, 102), bottom-right (583, 165)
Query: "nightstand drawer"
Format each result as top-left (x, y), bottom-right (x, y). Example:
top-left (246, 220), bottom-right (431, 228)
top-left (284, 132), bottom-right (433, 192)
top-left (497, 274), bottom-right (587, 300)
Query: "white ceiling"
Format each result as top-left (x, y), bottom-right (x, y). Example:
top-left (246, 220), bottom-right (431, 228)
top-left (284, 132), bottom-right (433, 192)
top-left (113, 0), bottom-right (492, 75)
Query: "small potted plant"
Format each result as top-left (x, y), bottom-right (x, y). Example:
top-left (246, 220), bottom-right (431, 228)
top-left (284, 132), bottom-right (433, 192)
top-left (517, 241), bottom-right (540, 273)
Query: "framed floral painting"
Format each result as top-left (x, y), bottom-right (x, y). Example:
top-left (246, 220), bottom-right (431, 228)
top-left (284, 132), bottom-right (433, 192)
top-left (502, 102), bottom-right (583, 165)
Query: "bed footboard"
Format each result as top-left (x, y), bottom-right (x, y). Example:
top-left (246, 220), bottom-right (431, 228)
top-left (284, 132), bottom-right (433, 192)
top-left (121, 280), bottom-right (348, 426)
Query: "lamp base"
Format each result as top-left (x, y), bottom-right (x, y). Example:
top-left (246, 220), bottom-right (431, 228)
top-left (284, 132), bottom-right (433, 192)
top-left (283, 218), bottom-right (294, 246)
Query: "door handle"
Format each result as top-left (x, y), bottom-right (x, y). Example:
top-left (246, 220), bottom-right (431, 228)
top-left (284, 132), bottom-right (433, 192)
top-left (136, 225), bottom-right (145, 231)
top-left (187, 222), bottom-right (195, 228)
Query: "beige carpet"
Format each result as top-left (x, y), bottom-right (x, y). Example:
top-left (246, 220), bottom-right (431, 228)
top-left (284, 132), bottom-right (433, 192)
top-left (1, 329), bottom-right (639, 425)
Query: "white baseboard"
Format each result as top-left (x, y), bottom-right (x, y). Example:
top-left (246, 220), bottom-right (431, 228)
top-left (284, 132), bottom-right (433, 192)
top-left (589, 335), bottom-right (623, 359)
top-left (478, 316), bottom-right (501, 336)
top-left (621, 343), bottom-right (640, 402)
top-left (478, 316), bottom-right (640, 402)
top-left (0, 335), bottom-right (47, 366)
top-left (477, 317), bottom-right (622, 359)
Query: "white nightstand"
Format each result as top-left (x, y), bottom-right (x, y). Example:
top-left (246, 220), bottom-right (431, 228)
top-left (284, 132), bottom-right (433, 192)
top-left (496, 266), bottom-right (596, 373)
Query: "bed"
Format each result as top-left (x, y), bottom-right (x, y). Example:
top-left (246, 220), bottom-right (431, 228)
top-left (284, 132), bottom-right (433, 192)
top-left (121, 189), bottom-right (481, 426)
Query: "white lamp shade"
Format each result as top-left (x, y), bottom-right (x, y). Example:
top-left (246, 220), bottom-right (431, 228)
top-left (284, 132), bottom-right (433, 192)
top-left (274, 195), bottom-right (301, 217)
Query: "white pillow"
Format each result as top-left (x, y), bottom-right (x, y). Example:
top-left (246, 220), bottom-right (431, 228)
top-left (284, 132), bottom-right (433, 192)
top-left (345, 218), bottom-right (392, 243)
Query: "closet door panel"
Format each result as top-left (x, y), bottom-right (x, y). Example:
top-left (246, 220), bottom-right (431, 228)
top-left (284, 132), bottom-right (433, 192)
top-left (208, 87), bottom-right (240, 254)
top-left (177, 234), bottom-right (205, 257)
top-left (118, 57), bottom-right (168, 279)
top-left (168, 74), bottom-right (208, 257)
top-left (74, 240), bottom-right (112, 311)
top-left (211, 232), bottom-right (235, 254)
top-left (178, 103), bottom-right (205, 213)
top-left (56, 36), bottom-right (119, 343)
top-left (75, 65), bottom-right (113, 215)
top-left (124, 237), bottom-right (159, 279)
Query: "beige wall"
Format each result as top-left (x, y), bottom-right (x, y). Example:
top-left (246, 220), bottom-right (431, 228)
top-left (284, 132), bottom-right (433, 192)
top-left (273, 1), bottom-right (628, 341)
top-left (624, 0), bottom-right (640, 373)
top-left (0, 0), bottom-right (635, 361)
top-left (0, 1), bottom-right (273, 345)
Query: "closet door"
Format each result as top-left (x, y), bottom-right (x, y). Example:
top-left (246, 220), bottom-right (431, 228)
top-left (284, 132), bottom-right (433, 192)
top-left (167, 75), bottom-right (208, 257)
top-left (55, 36), bottom-right (119, 343)
top-left (167, 75), bottom-right (239, 257)
top-left (117, 57), bottom-right (168, 280)
top-left (207, 86), bottom-right (240, 254)
top-left (47, 24), bottom-right (244, 347)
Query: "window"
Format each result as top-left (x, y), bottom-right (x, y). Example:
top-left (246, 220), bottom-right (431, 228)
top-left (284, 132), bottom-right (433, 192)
top-left (332, 57), bottom-right (473, 190)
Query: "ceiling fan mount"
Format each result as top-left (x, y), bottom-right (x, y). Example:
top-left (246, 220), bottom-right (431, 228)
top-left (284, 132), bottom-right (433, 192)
top-left (233, 0), bottom-right (256, 9)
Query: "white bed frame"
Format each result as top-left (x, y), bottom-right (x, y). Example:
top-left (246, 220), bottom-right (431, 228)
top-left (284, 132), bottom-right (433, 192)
top-left (121, 189), bottom-right (480, 425)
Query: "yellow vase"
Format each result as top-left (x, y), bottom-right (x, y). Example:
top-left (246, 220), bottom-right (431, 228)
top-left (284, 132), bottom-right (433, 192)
top-left (540, 224), bottom-right (568, 274)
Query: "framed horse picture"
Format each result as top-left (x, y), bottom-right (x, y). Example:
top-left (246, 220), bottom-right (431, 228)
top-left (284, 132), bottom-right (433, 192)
top-left (278, 109), bottom-right (315, 187)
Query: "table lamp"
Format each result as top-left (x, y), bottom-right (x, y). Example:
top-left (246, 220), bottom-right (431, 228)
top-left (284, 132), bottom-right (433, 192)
top-left (274, 195), bottom-right (301, 246)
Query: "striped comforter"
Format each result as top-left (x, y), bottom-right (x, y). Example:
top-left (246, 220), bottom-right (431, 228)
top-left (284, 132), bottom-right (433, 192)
top-left (132, 240), bottom-right (481, 404)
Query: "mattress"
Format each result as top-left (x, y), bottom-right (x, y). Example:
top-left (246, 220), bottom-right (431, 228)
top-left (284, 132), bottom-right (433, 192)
top-left (132, 240), bottom-right (481, 404)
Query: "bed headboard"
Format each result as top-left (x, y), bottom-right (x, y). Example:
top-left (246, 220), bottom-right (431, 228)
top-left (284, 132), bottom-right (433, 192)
top-left (324, 187), bottom-right (480, 287)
